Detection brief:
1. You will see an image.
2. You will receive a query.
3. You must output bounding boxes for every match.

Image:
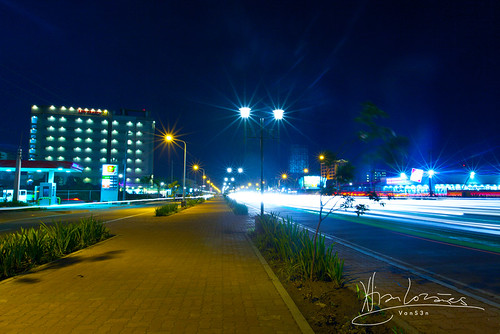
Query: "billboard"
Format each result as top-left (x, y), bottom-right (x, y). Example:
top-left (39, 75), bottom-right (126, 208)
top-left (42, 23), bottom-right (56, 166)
top-left (410, 168), bottom-right (424, 183)
top-left (102, 164), bottom-right (118, 190)
top-left (300, 175), bottom-right (326, 189)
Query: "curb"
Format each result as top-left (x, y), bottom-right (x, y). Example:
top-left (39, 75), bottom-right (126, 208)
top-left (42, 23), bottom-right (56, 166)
top-left (246, 234), bottom-right (315, 334)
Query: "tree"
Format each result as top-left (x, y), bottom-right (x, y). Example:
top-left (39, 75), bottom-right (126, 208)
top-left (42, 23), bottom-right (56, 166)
top-left (355, 102), bottom-right (409, 189)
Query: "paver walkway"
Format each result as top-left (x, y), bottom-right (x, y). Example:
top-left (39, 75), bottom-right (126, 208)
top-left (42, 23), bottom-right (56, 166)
top-left (0, 198), bottom-right (305, 333)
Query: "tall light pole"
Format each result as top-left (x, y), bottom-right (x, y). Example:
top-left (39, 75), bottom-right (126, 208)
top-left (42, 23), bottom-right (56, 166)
top-left (165, 134), bottom-right (187, 205)
top-left (193, 165), bottom-right (205, 191)
top-left (428, 169), bottom-right (435, 196)
top-left (239, 107), bottom-right (284, 216)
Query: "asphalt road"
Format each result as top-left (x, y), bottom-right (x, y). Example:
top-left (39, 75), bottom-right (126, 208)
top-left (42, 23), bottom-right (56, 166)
top-left (231, 193), bottom-right (500, 306)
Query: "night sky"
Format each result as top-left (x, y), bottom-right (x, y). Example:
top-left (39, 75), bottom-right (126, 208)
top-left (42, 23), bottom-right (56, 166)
top-left (1, 0), bottom-right (498, 184)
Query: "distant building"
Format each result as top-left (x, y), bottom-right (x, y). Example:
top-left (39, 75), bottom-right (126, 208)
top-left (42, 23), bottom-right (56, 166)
top-left (321, 159), bottom-right (348, 180)
top-left (289, 145), bottom-right (309, 175)
top-left (29, 105), bottom-right (155, 187)
top-left (366, 169), bottom-right (387, 183)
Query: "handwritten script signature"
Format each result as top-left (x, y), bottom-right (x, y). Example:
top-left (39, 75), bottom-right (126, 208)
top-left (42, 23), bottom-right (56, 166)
top-left (351, 272), bottom-right (485, 326)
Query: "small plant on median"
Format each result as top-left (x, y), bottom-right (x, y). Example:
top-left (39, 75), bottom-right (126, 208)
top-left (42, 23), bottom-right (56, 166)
top-left (155, 203), bottom-right (179, 216)
top-left (186, 197), bottom-right (205, 207)
top-left (224, 196), bottom-right (248, 215)
top-left (254, 214), bottom-right (344, 285)
top-left (0, 217), bottom-right (110, 279)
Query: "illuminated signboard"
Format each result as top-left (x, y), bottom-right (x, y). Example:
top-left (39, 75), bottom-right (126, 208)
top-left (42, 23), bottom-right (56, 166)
top-left (77, 108), bottom-right (108, 115)
top-left (300, 175), bottom-right (326, 189)
top-left (102, 164), bottom-right (118, 189)
top-left (410, 168), bottom-right (424, 183)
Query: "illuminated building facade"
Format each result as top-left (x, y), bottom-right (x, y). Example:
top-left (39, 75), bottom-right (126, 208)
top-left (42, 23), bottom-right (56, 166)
top-left (288, 145), bottom-right (309, 175)
top-left (29, 105), bottom-right (155, 187)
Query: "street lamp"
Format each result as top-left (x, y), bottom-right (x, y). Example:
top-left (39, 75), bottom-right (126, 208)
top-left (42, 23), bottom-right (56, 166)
top-left (165, 134), bottom-right (187, 205)
top-left (193, 165), bottom-right (206, 189)
top-left (239, 106), bottom-right (284, 215)
top-left (428, 169), bottom-right (435, 196)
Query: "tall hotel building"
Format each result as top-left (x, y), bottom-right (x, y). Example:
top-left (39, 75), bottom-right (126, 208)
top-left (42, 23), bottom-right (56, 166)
top-left (29, 105), bottom-right (155, 187)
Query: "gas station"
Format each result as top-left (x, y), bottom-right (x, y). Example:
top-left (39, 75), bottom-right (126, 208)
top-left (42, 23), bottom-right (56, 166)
top-left (0, 160), bottom-right (83, 205)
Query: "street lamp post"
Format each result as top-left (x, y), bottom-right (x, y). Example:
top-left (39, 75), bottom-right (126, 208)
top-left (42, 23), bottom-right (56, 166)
top-left (240, 107), bottom-right (284, 216)
top-left (165, 134), bottom-right (187, 206)
top-left (193, 165), bottom-right (206, 192)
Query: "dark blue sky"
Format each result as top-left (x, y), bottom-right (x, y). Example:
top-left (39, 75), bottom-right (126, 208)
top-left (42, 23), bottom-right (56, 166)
top-left (1, 0), bottom-right (498, 183)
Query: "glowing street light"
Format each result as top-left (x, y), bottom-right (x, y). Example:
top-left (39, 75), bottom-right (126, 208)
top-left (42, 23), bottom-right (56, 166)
top-left (227, 167), bottom-right (232, 173)
top-left (165, 134), bottom-right (187, 205)
top-left (303, 168), bottom-right (309, 174)
top-left (237, 167), bottom-right (243, 174)
top-left (239, 106), bottom-right (285, 215)
top-left (193, 164), bottom-right (206, 189)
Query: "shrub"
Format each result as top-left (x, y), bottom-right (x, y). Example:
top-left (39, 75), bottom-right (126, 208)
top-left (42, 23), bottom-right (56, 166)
top-left (155, 203), bottom-right (179, 216)
top-left (254, 214), bottom-right (344, 285)
top-left (0, 217), bottom-right (110, 279)
top-left (186, 197), bottom-right (205, 207)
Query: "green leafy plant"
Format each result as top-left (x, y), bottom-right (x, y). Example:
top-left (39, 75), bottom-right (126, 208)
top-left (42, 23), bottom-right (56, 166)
top-left (155, 203), bottom-right (179, 216)
top-left (0, 217), bottom-right (110, 279)
top-left (224, 196), bottom-right (248, 215)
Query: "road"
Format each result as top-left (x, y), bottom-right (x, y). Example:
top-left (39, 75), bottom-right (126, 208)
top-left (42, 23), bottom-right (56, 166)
top-left (0, 200), bottom-right (170, 235)
top-left (230, 192), bottom-right (500, 307)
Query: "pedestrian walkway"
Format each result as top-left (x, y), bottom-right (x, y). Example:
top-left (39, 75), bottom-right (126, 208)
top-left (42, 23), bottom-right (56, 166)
top-left (0, 198), bottom-right (308, 333)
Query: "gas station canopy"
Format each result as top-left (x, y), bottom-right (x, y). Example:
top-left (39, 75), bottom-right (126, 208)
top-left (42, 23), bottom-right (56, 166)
top-left (0, 160), bottom-right (83, 173)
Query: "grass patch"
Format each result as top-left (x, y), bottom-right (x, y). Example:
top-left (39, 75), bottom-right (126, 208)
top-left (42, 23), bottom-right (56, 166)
top-left (253, 214), bottom-right (344, 285)
top-left (0, 217), bottom-right (110, 280)
top-left (224, 196), bottom-right (248, 215)
top-left (155, 203), bottom-right (179, 216)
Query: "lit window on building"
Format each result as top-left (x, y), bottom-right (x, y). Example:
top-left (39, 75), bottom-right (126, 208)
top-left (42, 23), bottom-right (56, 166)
top-left (137, 122), bottom-right (143, 127)
top-left (111, 148), bottom-right (118, 154)
top-left (112, 120), bottom-right (119, 125)
top-left (112, 139), bottom-right (118, 144)
top-left (69, 107), bottom-right (75, 111)
top-left (86, 119), bottom-right (93, 124)
top-left (76, 128), bottom-right (82, 133)
top-left (61, 106), bottom-right (66, 111)
top-left (127, 149), bottom-right (132, 154)
top-left (136, 149), bottom-right (142, 154)
top-left (135, 168), bottom-right (141, 173)
top-left (57, 156), bottom-right (64, 161)
top-left (46, 146), bottom-right (54, 151)
top-left (75, 137), bottom-right (82, 142)
top-left (85, 138), bottom-right (92, 143)
top-left (85, 148), bottom-right (92, 152)
top-left (47, 126), bottom-right (55, 131)
top-left (136, 140), bottom-right (142, 145)
top-left (49, 105), bottom-right (56, 110)
top-left (84, 167), bottom-right (91, 172)
top-left (101, 139), bottom-right (107, 144)
top-left (136, 131), bottom-right (142, 136)
top-left (58, 136), bottom-right (65, 142)
top-left (126, 178), bottom-right (131, 182)
top-left (127, 140), bottom-right (132, 145)
top-left (46, 156), bottom-right (53, 161)
top-left (57, 146), bottom-right (65, 151)
top-left (101, 129), bottom-right (107, 134)
top-left (83, 178), bottom-right (91, 183)
top-left (102, 120), bottom-right (108, 125)
top-left (31, 116), bottom-right (38, 123)
top-left (135, 159), bottom-right (141, 163)
top-left (32, 105), bottom-right (39, 110)
top-left (100, 158), bottom-right (106, 163)
top-left (48, 116), bottom-right (55, 121)
top-left (74, 157), bottom-right (81, 162)
top-left (86, 128), bottom-right (93, 133)
top-left (60, 117), bottom-right (66, 122)
top-left (59, 127), bottom-right (66, 132)
top-left (127, 158), bottom-right (132, 163)
top-left (127, 121), bottom-right (133, 126)
top-left (76, 118), bottom-right (83, 123)
top-left (100, 148), bottom-right (106, 153)
top-left (135, 178), bottom-right (140, 182)
top-left (47, 136), bottom-right (55, 141)
top-left (84, 157), bottom-right (91, 162)
top-left (112, 130), bottom-right (118, 134)
top-left (126, 168), bottom-right (132, 172)
top-left (74, 147), bottom-right (82, 152)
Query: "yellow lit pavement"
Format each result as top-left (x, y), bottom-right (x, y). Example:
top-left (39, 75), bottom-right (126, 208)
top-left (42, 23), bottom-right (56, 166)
top-left (0, 198), bottom-right (306, 333)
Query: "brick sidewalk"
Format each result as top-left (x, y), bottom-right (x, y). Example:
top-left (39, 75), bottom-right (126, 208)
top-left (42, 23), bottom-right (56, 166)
top-left (0, 199), bottom-right (307, 333)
